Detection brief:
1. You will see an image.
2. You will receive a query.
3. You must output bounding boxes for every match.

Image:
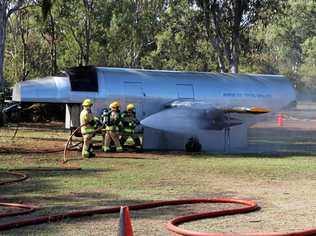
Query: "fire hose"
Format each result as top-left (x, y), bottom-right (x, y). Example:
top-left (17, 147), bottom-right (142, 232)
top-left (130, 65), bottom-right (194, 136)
top-left (63, 125), bottom-right (85, 163)
top-left (1, 171), bottom-right (316, 235)
top-left (0, 171), bottom-right (36, 218)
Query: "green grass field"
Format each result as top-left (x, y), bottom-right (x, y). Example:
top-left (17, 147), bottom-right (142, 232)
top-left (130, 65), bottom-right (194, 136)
top-left (1, 126), bottom-right (316, 235)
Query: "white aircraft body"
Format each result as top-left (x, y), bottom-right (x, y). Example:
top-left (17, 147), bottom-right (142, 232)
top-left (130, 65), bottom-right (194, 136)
top-left (12, 66), bottom-right (296, 152)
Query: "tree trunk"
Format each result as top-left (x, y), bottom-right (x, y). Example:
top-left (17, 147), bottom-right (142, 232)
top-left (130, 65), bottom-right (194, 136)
top-left (83, 0), bottom-right (93, 66)
top-left (0, 2), bottom-right (8, 89)
top-left (40, 5), bottom-right (58, 75)
top-left (201, 1), bottom-right (227, 72)
top-left (209, 35), bottom-right (226, 72)
top-left (49, 12), bottom-right (57, 75)
top-left (84, 15), bottom-right (90, 65)
top-left (210, 5), bottom-right (233, 71)
top-left (230, 0), bottom-right (244, 74)
top-left (19, 12), bottom-right (28, 81)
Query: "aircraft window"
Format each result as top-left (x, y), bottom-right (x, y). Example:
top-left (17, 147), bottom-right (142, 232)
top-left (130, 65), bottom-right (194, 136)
top-left (67, 66), bottom-right (98, 92)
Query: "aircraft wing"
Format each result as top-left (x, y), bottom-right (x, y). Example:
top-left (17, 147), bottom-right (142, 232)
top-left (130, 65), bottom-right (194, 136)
top-left (140, 99), bottom-right (271, 134)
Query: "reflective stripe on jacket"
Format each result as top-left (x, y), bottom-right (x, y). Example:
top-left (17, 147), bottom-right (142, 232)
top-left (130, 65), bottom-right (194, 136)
top-left (123, 128), bottom-right (134, 133)
top-left (105, 126), bottom-right (119, 131)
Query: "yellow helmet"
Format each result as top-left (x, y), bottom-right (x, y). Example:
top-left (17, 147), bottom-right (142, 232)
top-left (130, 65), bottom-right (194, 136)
top-left (109, 101), bottom-right (120, 110)
top-left (82, 99), bottom-right (93, 107)
top-left (127, 103), bottom-right (135, 111)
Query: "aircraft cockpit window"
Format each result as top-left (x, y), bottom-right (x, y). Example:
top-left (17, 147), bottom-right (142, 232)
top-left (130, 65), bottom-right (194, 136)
top-left (67, 66), bottom-right (98, 92)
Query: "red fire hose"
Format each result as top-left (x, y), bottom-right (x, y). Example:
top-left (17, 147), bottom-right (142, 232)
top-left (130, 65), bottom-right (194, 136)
top-left (0, 202), bottom-right (36, 218)
top-left (166, 199), bottom-right (316, 236)
top-left (1, 191), bottom-right (316, 235)
top-left (0, 197), bottom-right (257, 231)
top-left (0, 172), bottom-right (36, 218)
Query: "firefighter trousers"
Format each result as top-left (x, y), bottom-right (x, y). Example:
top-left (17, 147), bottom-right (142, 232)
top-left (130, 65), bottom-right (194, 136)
top-left (82, 133), bottom-right (94, 157)
top-left (104, 131), bottom-right (122, 151)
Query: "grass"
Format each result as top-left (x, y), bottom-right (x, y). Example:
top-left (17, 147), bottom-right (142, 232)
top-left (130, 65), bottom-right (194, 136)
top-left (1, 127), bottom-right (316, 235)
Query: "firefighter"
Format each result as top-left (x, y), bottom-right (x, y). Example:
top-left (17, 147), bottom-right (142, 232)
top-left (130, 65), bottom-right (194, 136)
top-left (120, 103), bottom-right (142, 149)
top-left (102, 101), bottom-right (123, 152)
top-left (80, 99), bottom-right (97, 158)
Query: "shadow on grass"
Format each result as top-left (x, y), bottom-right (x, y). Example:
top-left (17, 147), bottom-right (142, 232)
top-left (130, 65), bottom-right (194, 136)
top-left (0, 168), bottom-right (111, 198)
top-left (3, 136), bottom-right (67, 142)
top-left (0, 147), bottom-right (64, 155)
top-left (191, 152), bottom-right (316, 159)
top-left (95, 155), bottom-right (159, 160)
top-left (64, 151), bottom-right (160, 161)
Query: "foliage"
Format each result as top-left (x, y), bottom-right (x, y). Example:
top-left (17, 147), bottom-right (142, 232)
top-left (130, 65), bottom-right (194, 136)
top-left (5, 6), bottom-right (51, 84)
top-left (191, 0), bottom-right (286, 73)
top-left (252, 0), bottom-right (316, 89)
top-left (141, 0), bottom-right (217, 71)
top-left (2, 0), bottom-right (316, 89)
top-left (104, 0), bottom-right (165, 68)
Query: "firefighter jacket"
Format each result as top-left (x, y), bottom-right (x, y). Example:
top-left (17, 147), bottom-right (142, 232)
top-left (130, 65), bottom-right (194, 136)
top-left (80, 108), bottom-right (95, 135)
top-left (121, 111), bottom-right (139, 133)
top-left (105, 110), bottom-right (121, 131)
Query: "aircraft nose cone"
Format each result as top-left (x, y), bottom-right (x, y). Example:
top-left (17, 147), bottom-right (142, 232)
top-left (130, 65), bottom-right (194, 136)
top-left (140, 115), bottom-right (159, 130)
top-left (141, 108), bottom-right (204, 134)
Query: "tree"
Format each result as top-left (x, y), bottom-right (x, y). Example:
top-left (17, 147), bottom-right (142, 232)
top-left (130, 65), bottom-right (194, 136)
top-left (193, 0), bottom-right (286, 73)
top-left (5, 7), bottom-right (31, 83)
top-left (141, 0), bottom-right (217, 71)
top-left (58, 0), bottom-right (96, 67)
top-left (0, 0), bottom-right (28, 88)
top-left (41, 6), bottom-right (59, 74)
top-left (300, 37), bottom-right (316, 88)
top-left (251, 0), bottom-right (316, 88)
top-left (5, 5), bottom-right (55, 85)
top-left (104, 0), bottom-right (165, 68)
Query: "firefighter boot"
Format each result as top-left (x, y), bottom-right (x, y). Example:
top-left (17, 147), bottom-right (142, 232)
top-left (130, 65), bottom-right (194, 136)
top-left (82, 150), bottom-right (90, 158)
top-left (88, 144), bottom-right (95, 158)
top-left (102, 145), bottom-right (111, 152)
